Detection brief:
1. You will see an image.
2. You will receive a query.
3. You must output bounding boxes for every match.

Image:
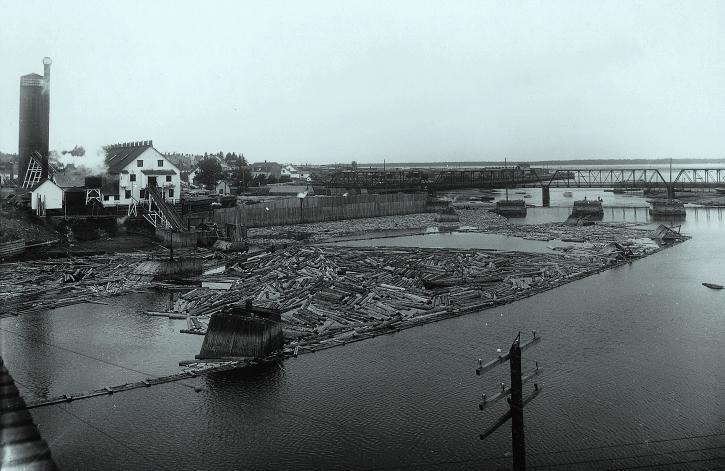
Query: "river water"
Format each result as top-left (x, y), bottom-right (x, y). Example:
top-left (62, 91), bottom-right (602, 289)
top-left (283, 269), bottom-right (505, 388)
top-left (5, 195), bottom-right (725, 470)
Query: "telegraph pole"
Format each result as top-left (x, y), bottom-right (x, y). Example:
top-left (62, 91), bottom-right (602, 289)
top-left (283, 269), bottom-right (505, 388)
top-left (477, 331), bottom-right (541, 471)
top-left (509, 336), bottom-right (525, 470)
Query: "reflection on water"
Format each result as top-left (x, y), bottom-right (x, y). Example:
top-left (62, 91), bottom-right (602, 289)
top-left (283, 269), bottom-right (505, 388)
top-left (11, 205), bottom-right (725, 470)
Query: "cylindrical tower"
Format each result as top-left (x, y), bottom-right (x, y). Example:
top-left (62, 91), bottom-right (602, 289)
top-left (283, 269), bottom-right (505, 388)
top-left (18, 57), bottom-right (51, 183)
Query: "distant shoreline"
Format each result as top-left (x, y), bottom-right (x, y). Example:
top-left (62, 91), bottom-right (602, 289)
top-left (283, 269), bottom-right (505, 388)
top-left (358, 158), bottom-right (725, 167)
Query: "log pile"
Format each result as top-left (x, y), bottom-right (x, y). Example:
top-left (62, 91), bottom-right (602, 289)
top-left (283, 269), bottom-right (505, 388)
top-left (0, 253), bottom-right (158, 317)
top-left (467, 221), bottom-right (661, 246)
top-left (169, 235), bottom-right (671, 349)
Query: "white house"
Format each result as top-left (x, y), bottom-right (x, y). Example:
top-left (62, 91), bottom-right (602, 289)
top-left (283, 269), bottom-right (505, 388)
top-left (30, 178), bottom-right (63, 212)
top-left (216, 180), bottom-right (232, 195)
top-left (185, 166), bottom-right (199, 184)
top-left (280, 165), bottom-right (300, 180)
top-left (250, 162), bottom-right (282, 179)
top-left (104, 140), bottom-right (181, 206)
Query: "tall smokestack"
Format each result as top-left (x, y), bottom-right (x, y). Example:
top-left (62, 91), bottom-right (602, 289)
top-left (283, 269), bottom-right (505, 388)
top-left (18, 57), bottom-right (51, 185)
top-left (41, 57), bottom-right (51, 180)
top-left (43, 57), bottom-right (51, 82)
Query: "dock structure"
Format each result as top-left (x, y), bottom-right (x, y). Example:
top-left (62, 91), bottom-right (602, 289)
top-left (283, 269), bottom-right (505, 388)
top-left (649, 199), bottom-right (686, 218)
top-left (571, 199), bottom-right (603, 219)
top-left (197, 301), bottom-right (283, 360)
top-left (0, 356), bottom-right (58, 470)
top-left (495, 199), bottom-right (527, 217)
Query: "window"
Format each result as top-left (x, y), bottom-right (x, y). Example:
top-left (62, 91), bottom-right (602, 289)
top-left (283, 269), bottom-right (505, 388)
top-left (158, 160), bottom-right (164, 167)
top-left (103, 195), bottom-right (109, 201)
top-left (165, 175), bottom-right (172, 182)
top-left (168, 189), bottom-right (174, 198)
top-left (130, 174), bottom-right (136, 182)
top-left (137, 160), bottom-right (143, 167)
top-left (125, 190), bottom-right (131, 199)
top-left (114, 195), bottom-right (120, 201)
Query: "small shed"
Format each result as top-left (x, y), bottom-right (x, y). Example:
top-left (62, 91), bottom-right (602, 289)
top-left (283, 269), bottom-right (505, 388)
top-left (30, 178), bottom-right (63, 211)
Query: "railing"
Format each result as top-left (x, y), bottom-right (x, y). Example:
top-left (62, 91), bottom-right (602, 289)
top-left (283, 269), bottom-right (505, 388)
top-left (146, 187), bottom-right (184, 230)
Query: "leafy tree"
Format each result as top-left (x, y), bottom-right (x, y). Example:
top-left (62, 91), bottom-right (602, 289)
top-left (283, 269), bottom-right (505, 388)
top-left (224, 153), bottom-right (239, 166)
top-left (267, 175), bottom-right (278, 184)
top-left (279, 175), bottom-right (291, 183)
top-left (197, 158), bottom-right (224, 187)
top-left (252, 174), bottom-right (267, 186)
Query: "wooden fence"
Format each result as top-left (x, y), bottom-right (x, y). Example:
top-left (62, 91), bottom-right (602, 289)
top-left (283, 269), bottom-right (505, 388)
top-left (213, 193), bottom-right (429, 228)
top-left (155, 228), bottom-right (197, 248)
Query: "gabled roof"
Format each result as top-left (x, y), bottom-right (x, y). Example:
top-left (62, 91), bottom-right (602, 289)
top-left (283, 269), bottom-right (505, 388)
top-left (30, 178), bottom-right (60, 192)
top-left (105, 142), bottom-right (153, 173)
top-left (251, 162), bottom-right (281, 171)
top-left (53, 172), bottom-right (86, 188)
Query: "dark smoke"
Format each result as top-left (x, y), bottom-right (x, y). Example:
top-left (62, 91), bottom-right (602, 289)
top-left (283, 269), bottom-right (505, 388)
top-left (62, 145), bottom-right (85, 157)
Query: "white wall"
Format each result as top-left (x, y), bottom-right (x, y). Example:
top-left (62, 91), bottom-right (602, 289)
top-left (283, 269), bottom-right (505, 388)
top-left (108, 147), bottom-right (182, 206)
top-left (31, 181), bottom-right (63, 210)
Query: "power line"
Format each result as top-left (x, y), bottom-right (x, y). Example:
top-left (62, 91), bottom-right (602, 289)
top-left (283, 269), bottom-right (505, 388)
top-left (13, 374), bottom-right (175, 471)
top-left (603, 452), bottom-right (725, 471)
top-left (359, 442), bottom-right (725, 471)
top-left (0, 325), bottom-right (198, 391)
top-left (530, 445), bottom-right (725, 469)
top-left (55, 403), bottom-right (176, 471)
top-left (530, 431), bottom-right (725, 457)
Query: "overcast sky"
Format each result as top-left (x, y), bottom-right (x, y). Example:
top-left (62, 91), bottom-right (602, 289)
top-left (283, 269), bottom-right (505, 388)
top-left (2, 0), bottom-right (725, 165)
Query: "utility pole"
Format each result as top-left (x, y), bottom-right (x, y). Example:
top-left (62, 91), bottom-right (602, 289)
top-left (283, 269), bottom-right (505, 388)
top-left (477, 331), bottom-right (541, 471)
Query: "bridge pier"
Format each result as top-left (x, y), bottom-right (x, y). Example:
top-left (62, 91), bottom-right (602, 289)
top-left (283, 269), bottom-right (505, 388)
top-left (667, 184), bottom-right (675, 199)
top-left (541, 186), bottom-right (550, 207)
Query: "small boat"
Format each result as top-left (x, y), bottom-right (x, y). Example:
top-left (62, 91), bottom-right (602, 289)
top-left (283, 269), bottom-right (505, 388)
top-left (702, 282), bottom-right (724, 290)
top-left (563, 191), bottom-right (573, 197)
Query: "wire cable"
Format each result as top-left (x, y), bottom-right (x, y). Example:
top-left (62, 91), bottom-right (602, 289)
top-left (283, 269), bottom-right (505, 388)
top-left (55, 403), bottom-right (176, 471)
top-left (0, 325), bottom-right (199, 391)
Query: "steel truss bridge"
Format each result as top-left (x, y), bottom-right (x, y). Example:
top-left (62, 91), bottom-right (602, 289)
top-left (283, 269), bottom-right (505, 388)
top-left (529, 168), bottom-right (725, 192)
top-left (324, 168), bottom-right (725, 200)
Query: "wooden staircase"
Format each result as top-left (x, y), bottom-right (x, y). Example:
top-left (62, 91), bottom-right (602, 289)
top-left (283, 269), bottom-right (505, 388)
top-left (143, 187), bottom-right (185, 230)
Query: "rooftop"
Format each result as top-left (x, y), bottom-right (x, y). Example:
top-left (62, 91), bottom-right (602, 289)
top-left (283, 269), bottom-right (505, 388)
top-left (105, 141), bottom-right (153, 173)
